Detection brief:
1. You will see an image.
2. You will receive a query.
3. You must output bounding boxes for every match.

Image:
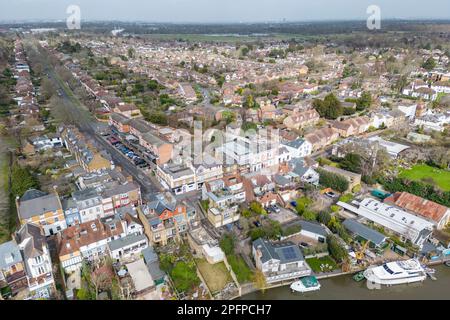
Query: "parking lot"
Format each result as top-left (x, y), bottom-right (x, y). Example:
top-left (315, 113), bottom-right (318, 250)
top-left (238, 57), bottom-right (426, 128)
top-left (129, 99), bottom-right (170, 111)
top-left (267, 207), bottom-right (298, 224)
top-left (103, 132), bottom-right (152, 170)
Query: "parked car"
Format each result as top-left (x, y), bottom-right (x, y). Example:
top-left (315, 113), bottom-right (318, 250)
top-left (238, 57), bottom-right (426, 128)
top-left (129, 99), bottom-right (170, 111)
top-left (253, 220), bottom-right (262, 227)
top-left (300, 242), bottom-right (309, 248)
top-left (272, 204), bottom-right (281, 213)
top-left (325, 191), bottom-right (338, 198)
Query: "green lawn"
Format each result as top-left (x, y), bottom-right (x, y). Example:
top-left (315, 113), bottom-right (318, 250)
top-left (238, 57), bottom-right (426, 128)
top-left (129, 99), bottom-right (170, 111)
top-left (399, 164), bottom-right (450, 191)
top-left (196, 259), bottom-right (232, 293)
top-left (226, 254), bottom-right (253, 284)
top-left (306, 256), bottom-right (338, 273)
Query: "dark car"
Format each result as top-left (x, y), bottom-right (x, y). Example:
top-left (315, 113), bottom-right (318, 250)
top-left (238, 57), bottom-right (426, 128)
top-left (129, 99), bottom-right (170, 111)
top-left (300, 242), bottom-right (309, 248)
top-left (253, 220), bottom-right (262, 227)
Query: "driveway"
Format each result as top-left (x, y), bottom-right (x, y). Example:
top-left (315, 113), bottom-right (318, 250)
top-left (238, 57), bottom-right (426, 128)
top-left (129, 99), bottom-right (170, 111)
top-left (267, 207), bottom-right (298, 224)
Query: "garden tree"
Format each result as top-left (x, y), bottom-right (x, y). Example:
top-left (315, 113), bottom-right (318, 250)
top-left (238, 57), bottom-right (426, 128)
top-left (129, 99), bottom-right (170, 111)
top-left (327, 235), bottom-right (348, 263)
top-left (249, 220), bottom-right (282, 241)
top-left (317, 168), bottom-right (349, 193)
top-left (295, 196), bottom-right (313, 216)
top-left (302, 210), bottom-right (317, 221)
top-left (422, 57), bottom-right (436, 71)
top-left (356, 91), bottom-right (372, 111)
top-left (171, 261), bottom-right (200, 293)
top-left (379, 176), bottom-right (450, 208)
top-left (394, 75), bottom-right (408, 92)
top-left (243, 94), bottom-right (257, 109)
top-left (249, 201), bottom-right (267, 215)
top-left (317, 211), bottom-right (332, 225)
top-left (339, 153), bottom-right (362, 174)
top-left (127, 47), bottom-right (135, 59)
top-left (312, 93), bottom-right (343, 120)
top-left (253, 270), bottom-right (267, 292)
top-left (219, 234), bottom-right (236, 255)
top-left (146, 111), bottom-right (168, 125)
top-left (11, 164), bottom-right (39, 197)
top-left (159, 253), bottom-right (176, 273)
top-left (221, 110), bottom-right (236, 124)
top-left (40, 77), bottom-right (56, 102)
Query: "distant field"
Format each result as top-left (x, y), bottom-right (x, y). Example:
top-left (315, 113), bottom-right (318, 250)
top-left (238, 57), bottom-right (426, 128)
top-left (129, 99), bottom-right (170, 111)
top-left (399, 164), bottom-right (450, 191)
top-left (144, 33), bottom-right (314, 42)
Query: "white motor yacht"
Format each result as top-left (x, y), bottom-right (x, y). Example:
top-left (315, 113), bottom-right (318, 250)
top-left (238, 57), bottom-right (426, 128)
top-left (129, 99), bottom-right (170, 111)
top-left (363, 259), bottom-right (427, 286)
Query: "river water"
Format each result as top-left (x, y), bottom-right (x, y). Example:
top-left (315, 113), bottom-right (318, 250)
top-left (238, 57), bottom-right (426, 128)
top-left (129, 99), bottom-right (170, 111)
top-left (241, 265), bottom-right (450, 300)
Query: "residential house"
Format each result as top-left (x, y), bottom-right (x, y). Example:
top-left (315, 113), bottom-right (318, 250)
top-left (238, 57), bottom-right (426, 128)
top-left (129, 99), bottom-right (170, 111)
top-left (100, 182), bottom-right (142, 216)
top-left (57, 218), bottom-right (125, 272)
top-left (157, 162), bottom-right (197, 195)
top-left (188, 224), bottom-right (225, 264)
top-left (0, 241), bottom-right (28, 295)
top-left (331, 116), bottom-right (370, 138)
top-left (14, 224), bottom-right (55, 299)
top-left (283, 109), bottom-right (320, 130)
top-left (62, 198), bottom-right (81, 227)
top-left (202, 175), bottom-right (246, 228)
top-left (113, 103), bottom-right (142, 118)
top-left (109, 112), bottom-right (131, 133)
top-left (60, 126), bottom-right (112, 173)
top-left (16, 189), bottom-right (66, 236)
top-left (281, 138), bottom-right (313, 159)
top-left (252, 238), bottom-right (311, 284)
top-left (72, 188), bottom-right (106, 224)
top-left (305, 127), bottom-right (339, 151)
top-left (138, 193), bottom-right (196, 245)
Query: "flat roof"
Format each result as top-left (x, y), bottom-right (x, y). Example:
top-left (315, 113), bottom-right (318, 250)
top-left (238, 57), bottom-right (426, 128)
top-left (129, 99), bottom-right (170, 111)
top-left (337, 198), bottom-right (434, 244)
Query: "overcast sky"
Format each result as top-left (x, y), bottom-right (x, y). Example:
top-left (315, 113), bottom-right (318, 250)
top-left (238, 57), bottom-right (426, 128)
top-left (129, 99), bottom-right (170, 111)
top-left (1, 0), bottom-right (450, 23)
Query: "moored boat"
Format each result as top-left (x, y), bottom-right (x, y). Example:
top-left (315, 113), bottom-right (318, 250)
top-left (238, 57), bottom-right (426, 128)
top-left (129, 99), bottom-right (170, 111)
top-left (291, 276), bottom-right (321, 293)
top-left (353, 271), bottom-right (365, 282)
top-left (363, 259), bottom-right (427, 286)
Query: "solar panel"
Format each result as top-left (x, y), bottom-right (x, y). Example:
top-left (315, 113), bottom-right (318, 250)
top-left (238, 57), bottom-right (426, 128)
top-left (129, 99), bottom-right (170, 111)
top-left (282, 247), bottom-right (297, 260)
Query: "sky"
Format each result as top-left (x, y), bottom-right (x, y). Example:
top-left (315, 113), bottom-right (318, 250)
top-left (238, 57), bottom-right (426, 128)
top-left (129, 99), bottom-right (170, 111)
top-left (1, 0), bottom-right (450, 23)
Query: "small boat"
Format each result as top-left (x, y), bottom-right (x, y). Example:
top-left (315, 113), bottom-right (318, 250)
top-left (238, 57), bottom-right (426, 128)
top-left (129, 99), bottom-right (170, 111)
top-left (353, 271), bottom-right (365, 282)
top-left (291, 276), bottom-right (321, 293)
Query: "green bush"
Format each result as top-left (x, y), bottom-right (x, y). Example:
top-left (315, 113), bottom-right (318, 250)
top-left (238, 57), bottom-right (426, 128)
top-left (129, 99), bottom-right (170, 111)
top-left (317, 168), bottom-right (349, 193)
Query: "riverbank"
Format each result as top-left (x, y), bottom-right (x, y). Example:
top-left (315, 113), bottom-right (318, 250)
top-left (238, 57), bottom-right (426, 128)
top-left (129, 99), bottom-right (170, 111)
top-left (239, 264), bottom-right (450, 300)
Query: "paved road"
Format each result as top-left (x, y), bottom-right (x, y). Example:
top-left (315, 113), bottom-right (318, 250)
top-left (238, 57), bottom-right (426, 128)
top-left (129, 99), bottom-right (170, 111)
top-left (38, 45), bottom-right (161, 197)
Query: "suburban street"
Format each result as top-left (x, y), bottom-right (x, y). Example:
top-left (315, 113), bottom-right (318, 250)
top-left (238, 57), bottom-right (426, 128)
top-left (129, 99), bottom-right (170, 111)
top-left (38, 45), bottom-right (162, 197)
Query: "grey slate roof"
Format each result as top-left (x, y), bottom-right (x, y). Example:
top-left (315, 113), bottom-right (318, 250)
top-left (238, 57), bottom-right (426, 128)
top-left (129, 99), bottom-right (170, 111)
top-left (253, 238), bottom-right (304, 264)
top-left (284, 138), bottom-right (307, 149)
top-left (18, 190), bottom-right (61, 219)
top-left (273, 174), bottom-right (290, 186)
top-left (72, 187), bottom-right (100, 201)
top-left (342, 219), bottom-right (387, 246)
top-left (0, 241), bottom-right (23, 269)
top-left (142, 246), bottom-right (159, 264)
top-left (141, 247), bottom-right (166, 280)
top-left (108, 233), bottom-right (147, 252)
top-left (298, 220), bottom-right (328, 237)
top-left (14, 223), bottom-right (46, 259)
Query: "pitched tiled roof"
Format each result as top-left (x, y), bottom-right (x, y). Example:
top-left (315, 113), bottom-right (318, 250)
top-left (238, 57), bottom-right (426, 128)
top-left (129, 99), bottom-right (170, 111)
top-left (385, 192), bottom-right (449, 224)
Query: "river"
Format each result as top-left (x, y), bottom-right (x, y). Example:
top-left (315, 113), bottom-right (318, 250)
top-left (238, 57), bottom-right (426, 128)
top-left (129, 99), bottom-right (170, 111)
top-left (241, 265), bottom-right (450, 300)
